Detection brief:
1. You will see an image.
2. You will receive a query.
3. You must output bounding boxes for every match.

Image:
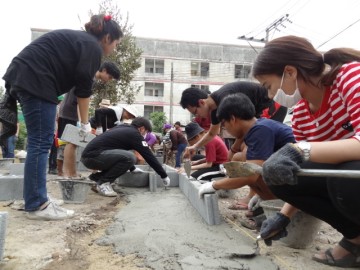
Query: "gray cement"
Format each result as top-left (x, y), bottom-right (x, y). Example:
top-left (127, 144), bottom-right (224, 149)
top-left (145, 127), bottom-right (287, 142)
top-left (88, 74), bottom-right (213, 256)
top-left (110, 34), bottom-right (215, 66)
top-left (96, 187), bottom-right (279, 270)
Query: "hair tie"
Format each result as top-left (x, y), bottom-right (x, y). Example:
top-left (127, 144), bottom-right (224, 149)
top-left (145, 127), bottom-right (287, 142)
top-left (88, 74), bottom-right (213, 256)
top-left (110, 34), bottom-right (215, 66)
top-left (104, 15), bottom-right (112, 22)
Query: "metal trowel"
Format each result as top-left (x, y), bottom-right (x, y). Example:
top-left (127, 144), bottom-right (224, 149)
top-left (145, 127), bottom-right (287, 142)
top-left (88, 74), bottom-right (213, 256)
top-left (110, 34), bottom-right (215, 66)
top-left (184, 160), bottom-right (192, 178)
top-left (223, 161), bottom-right (360, 178)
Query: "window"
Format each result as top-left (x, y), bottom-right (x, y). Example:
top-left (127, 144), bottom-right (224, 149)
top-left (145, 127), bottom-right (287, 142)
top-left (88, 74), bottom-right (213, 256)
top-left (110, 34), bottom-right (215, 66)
top-left (144, 105), bottom-right (163, 119)
top-left (191, 62), bottom-right (209, 77)
top-left (145, 59), bottom-right (164, 74)
top-left (191, 84), bottom-right (209, 92)
top-left (235, 64), bottom-right (252, 79)
top-left (144, 82), bottom-right (164, 97)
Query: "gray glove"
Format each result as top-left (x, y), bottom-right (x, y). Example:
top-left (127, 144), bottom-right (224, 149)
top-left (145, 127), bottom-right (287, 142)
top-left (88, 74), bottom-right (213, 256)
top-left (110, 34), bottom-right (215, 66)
top-left (248, 195), bottom-right (262, 211)
top-left (262, 143), bottom-right (304, 185)
top-left (260, 212), bottom-right (291, 246)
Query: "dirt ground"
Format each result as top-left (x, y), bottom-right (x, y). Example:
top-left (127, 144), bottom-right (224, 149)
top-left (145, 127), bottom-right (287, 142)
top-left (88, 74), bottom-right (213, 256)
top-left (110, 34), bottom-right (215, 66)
top-left (0, 173), bottom-right (343, 270)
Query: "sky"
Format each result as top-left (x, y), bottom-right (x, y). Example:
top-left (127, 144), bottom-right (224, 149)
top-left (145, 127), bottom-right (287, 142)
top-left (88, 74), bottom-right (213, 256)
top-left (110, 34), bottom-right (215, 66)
top-left (1, 0), bottom-right (360, 89)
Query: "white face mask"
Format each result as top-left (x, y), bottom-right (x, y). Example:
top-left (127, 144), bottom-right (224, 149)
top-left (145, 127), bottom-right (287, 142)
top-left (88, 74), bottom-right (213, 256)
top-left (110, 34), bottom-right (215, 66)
top-left (273, 72), bottom-right (302, 108)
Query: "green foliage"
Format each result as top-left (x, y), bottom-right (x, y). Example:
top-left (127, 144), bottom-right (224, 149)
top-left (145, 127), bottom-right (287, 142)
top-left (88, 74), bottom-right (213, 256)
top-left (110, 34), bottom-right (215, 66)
top-left (90, 0), bottom-right (143, 107)
top-left (150, 111), bottom-right (167, 133)
top-left (16, 121), bottom-right (27, 150)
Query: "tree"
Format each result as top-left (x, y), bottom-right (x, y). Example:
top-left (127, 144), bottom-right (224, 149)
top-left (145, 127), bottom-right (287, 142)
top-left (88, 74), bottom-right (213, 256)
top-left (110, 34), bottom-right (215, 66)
top-left (150, 111), bottom-right (167, 134)
top-left (90, 0), bottom-right (143, 107)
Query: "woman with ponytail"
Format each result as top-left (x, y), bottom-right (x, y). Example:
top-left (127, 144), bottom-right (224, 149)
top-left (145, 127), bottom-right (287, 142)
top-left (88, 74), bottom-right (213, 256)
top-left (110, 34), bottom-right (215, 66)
top-left (1, 14), bottom-right (122, 221)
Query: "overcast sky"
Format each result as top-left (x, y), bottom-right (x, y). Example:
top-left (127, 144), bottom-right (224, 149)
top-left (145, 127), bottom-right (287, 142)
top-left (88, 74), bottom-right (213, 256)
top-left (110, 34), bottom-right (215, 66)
top-left (1, 0), bottom-right (360, 89)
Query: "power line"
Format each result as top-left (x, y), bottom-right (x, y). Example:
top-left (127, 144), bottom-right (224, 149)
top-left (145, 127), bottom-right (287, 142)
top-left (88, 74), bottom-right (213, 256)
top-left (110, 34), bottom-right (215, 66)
top-left (317, 17), bottom-right (360, 49)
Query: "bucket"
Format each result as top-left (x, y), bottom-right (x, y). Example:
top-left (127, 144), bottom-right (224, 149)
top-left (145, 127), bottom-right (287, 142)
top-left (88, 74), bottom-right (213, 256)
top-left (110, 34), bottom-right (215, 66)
top-left (260, 199), bottom-right (322, 249)
top-left (58, 180), bottom-right (92, 204)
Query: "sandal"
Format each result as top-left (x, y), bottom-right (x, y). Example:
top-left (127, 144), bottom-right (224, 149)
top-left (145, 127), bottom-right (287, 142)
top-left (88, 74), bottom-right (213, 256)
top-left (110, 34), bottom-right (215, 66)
top-left (312, 238), bottom-right (360, 267)
top-left (240, 214), bottom-right (266, 231)
top-left (228, 201), bottom-right (248, 210)
top-left (245, 207), bottom-right (264, 218)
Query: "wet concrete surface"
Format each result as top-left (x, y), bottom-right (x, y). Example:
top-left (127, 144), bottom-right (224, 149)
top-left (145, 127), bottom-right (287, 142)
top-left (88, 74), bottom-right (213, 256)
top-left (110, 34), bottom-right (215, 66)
top-left (97, 187), bottom-right (279, 270)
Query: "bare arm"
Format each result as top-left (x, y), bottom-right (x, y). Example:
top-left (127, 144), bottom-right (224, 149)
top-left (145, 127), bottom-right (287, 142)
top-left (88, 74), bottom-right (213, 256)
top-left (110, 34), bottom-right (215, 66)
top-left (191, 160), bottom-right (213, 170)
top-left (77, 97), bottom-right (90, 124)
top-left (305, 139), bottom-right (360, 163)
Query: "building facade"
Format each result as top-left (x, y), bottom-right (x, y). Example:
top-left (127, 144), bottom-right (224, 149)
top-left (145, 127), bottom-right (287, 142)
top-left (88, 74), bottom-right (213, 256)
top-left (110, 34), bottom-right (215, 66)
top-left (31, 29), bottom-right (260, 125)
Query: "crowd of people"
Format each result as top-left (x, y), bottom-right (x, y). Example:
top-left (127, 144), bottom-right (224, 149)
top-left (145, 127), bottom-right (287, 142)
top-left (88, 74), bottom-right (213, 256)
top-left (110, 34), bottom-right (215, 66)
top-left (0, 11), bottom-right (359, 267)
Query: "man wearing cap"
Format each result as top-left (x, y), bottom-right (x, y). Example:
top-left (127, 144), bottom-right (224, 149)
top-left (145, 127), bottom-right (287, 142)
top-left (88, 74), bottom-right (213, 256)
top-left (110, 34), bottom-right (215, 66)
top-left (81, 117), bottom-right (170, 197)
top-left (90, 104), bottom-right (139, 135)
top-left (180, 122), bottom-right (228, 181)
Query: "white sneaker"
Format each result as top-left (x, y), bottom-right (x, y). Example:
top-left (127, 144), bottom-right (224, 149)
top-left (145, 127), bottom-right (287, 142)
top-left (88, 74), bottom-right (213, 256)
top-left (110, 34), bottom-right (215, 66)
top-left (96, 182), bottom-right (117, 197)
top-left (48, 195), bottom-right (64, 206)
top-left (27, 201), bottom-right (75, 220)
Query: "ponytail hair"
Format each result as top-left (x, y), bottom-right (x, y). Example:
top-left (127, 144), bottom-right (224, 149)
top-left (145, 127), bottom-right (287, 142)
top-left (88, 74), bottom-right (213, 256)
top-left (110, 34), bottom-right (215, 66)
top-left (85, 14), bottom-right (123, 42)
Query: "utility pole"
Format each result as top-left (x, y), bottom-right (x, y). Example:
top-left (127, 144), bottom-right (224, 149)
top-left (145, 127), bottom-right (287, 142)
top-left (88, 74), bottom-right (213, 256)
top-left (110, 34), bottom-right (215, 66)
top-left (238, 14), bottom-right (292, 43)
top-left (169, 62), bottom-right (174, 124)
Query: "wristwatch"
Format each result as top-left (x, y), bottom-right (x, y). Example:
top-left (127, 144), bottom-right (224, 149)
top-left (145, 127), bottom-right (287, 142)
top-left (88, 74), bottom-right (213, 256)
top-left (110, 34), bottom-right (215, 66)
top-left (297, 141), bottom-right (311, 161)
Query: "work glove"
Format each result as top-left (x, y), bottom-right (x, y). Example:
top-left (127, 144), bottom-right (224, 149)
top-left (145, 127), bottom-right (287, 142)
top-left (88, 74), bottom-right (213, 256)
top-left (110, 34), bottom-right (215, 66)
top-left (198, 181), bottom-right (216, 198)
top-left (262, 143), bottom-right (304, 186)
top-left (260, 212), bottom-right (291, 246)
top-left (79, 122), bottom-right (92, 141)
top-left (248, 194), bottom-right (262, 211)
top-left (95, 127), bottom-right (103, 135)
top-left (162, 176), bottom-right (171, 187)
top-left (131, 167), bottom-right (145, 174)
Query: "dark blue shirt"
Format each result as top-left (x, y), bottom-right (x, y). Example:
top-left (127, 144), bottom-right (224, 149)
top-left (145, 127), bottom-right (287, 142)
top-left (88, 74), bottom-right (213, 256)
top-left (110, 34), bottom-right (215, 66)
top-left (245, 118), bottom-right (295, 160)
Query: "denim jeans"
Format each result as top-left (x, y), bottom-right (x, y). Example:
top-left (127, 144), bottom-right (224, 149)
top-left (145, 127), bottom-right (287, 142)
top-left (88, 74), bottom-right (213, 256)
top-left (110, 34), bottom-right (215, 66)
top-left (175, 143), bottom-right (187, 168)
top-left (81, 149), bottom-right (136, 184)
top-left (1, 135), bottom-right (17, 158)
top-left (12, 89), bottom-right (56, 211)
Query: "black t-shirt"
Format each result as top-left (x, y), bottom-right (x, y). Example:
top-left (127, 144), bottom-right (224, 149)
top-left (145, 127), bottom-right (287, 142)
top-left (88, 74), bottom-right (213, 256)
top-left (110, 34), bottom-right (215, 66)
top-left (210, 81), bottom-right (272, 125)
top-left (82, 124), bottom-right (167, 178)
top-left (3, 29), bottom-right (102, 104)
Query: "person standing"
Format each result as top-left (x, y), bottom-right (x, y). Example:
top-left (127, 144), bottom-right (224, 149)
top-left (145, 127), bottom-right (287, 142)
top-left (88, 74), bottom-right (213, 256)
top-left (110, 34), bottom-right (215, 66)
top-left (162, 124), bottom-right (187, 169)
top-left (59, 62), bottom-right (120, 178)
top-left (1, 14), bottom-right (123, 220)
top-left (252, 35), bottom-right (360, 267)
top-left (81, 117), bottom-right (170, 196)
top-left (1, 122), bottom-right (19, 158)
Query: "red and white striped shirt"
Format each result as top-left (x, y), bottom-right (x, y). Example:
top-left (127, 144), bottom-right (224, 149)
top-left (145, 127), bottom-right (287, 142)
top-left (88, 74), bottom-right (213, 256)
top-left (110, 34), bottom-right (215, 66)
top-left (292, 62), bottom-right (360, 143)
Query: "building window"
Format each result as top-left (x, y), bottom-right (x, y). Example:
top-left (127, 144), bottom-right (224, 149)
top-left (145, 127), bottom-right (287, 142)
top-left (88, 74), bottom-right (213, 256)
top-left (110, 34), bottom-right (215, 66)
top-left (191, 84), bottom-right (209, 92)
top-left (144, 105), bottom-right (163, 119)
top-left (144, 83), bottom-right (164, 97)
top-left (191, 62), bottom-right (209, 77)
top-left (235, 64), bottom-right (252, 79)
top-left (145, 59), bottom-right (164, 74)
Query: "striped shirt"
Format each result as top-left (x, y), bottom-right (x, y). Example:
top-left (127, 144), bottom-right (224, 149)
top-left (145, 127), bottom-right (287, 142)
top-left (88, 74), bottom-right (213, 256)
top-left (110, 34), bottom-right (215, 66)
top-left (292, 62), bottom-right (360, 142)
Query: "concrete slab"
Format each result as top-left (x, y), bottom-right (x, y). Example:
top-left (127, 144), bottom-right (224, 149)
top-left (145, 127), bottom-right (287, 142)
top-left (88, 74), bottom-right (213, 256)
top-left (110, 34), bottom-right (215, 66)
top-left (9, 163), bottom-right (25, 176)
top-left (179, 173), bottom-right (222, 225)
top-left (0, 176), bottom-right (23, 200)
top-left (60, 124), bottom-right (95, 148)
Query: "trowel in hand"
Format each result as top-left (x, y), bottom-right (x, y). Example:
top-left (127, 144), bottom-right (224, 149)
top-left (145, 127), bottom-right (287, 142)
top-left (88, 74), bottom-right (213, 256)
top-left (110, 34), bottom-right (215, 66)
top-left (223, 161), bottom-right (360, 178)
top-left (184, 160), bottom-right (192, 178)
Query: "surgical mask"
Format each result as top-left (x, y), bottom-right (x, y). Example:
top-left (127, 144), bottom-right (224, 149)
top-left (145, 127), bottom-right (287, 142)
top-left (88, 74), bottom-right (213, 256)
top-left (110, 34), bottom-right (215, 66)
top-left (273, 72), bottom-right (302, 108)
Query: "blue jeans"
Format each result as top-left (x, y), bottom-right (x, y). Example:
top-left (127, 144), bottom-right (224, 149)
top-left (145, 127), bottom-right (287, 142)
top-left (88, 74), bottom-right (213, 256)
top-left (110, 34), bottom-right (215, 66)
top-left (1, 135), bottom-right (17, 158)
top-left (175, 143), bottom-right (187, 168)
top-left (12, 89), bottom-right (56, 211)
